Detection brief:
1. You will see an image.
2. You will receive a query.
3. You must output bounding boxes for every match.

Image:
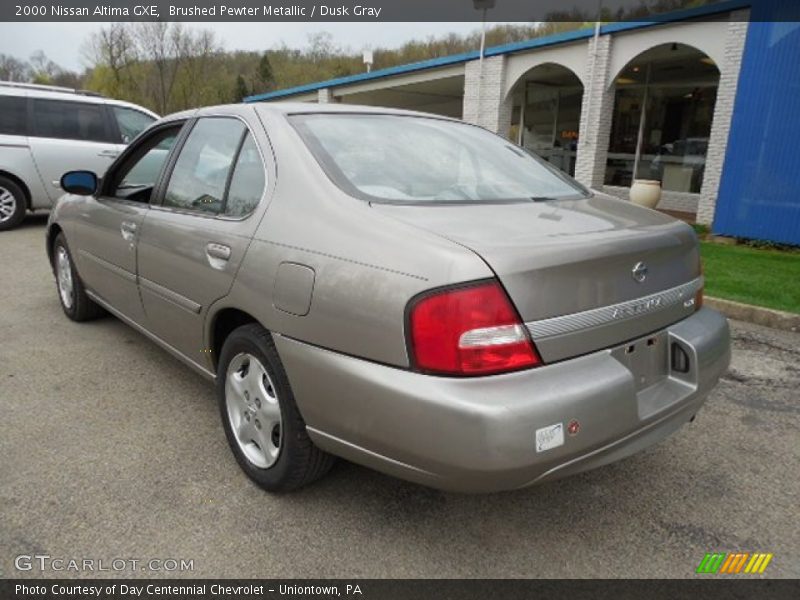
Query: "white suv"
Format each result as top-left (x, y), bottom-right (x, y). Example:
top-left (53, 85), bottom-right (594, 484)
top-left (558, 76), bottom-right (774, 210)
top-left (0, 82), bottom-right (158, 230)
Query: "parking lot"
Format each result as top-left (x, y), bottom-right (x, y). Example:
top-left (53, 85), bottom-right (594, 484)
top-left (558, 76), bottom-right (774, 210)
top-left (1, 215), bottom-right (798, 579)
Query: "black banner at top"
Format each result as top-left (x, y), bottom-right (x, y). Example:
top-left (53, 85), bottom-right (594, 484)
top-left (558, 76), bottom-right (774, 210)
top-left (0, 0), bottom-right (792, 23)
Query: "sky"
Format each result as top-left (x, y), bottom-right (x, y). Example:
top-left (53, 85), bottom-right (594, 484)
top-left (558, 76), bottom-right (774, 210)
top-left (0, 22), bottom-right (495, 72)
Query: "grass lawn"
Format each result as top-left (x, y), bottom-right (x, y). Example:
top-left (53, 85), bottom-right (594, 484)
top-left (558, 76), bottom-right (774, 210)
top-left (700, 241), bottom-right (800, 314)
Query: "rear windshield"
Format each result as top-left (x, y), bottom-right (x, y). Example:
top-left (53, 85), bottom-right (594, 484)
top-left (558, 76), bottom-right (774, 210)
top-left (290, 113), bottom-right (589, 204)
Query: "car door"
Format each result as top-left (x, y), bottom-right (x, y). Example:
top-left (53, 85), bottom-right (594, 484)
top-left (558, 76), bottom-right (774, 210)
top-left (28, 97), bottom-right (120, 202)
top-left (136, 114), bottom-right (268, 361)
top-left (71, 122), bottom-right (185, 324)
top-left (0, 92), bottom-right (50, 213)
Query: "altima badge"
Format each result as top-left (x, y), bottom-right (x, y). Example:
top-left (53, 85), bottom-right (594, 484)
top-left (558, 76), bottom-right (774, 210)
top-left (632, 261), bottom-right (648, 283)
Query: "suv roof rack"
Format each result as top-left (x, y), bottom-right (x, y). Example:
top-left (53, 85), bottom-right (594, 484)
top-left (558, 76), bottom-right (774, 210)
top-left (0, 81), bottom-right (105, 98)
top-left (76, 89), bottom-right (105, 98)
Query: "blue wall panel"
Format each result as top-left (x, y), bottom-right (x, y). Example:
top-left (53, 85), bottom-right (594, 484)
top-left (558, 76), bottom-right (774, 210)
top-left (714, 3), bottom-right (800, 245)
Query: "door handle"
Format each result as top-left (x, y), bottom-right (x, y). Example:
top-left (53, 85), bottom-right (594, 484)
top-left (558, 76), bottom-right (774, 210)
top-left (98, 149), bottom-right (119, 158)
top-left (206, 243), bottom-right (231, 261)
top-left (121, 221), bottom-right (137, 241)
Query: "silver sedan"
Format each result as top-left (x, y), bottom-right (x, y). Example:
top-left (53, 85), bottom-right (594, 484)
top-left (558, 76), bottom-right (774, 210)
top-left (46, 103), bottom-right (730, 492)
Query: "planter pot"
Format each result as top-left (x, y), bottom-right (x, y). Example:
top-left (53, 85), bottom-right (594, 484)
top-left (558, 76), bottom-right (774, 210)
top-left (629, 179), bottom-right (662, 209)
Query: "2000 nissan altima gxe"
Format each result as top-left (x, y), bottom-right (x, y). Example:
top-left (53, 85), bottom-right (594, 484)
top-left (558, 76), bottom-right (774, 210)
top-left (46, 103), bottom-right (730, 493)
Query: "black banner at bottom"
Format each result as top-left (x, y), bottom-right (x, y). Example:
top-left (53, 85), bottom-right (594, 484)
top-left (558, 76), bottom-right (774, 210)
top-left (2, 579), bottom-right (800, 600)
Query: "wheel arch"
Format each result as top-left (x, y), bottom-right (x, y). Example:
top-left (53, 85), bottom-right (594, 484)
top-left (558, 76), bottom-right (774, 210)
top-left (208, 307), bottom-right (262, 372)
top-left (46, 223), bottom-right (64, 270)
top-left (0, 169), bottom-right (32, 209)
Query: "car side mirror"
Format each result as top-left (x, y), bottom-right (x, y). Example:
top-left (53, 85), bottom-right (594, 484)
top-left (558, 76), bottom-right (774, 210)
top-left (60, 171), bottom-right (98, 196)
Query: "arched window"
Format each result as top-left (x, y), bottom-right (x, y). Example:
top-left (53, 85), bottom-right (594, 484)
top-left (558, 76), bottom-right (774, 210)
top-left (605, 43), bottom-right (720, 193)
top-left (509, 63), bottom-right (584, 176)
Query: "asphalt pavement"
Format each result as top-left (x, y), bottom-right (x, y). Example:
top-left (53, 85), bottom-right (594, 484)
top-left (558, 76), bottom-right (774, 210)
top-left (1, 215), bottom-right (798, 578)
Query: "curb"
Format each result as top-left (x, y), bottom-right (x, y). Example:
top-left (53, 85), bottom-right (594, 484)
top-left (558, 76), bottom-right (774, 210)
top-left (705, 296), bottom-right (800, 332)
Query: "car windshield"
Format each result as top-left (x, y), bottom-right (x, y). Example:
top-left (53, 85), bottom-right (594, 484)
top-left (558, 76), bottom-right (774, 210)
top-left (291, 114), bottom-right (589, 204)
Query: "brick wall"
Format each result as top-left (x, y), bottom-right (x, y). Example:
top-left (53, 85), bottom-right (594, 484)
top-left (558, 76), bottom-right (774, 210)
top-left (463, 55), bottom-right (512, 135)
top-left (575, 34), bottom-right (614, 189)
top-left (696, 10), bottom-right (749, 225)
top-left (603, 185), bottom-right (700, 213)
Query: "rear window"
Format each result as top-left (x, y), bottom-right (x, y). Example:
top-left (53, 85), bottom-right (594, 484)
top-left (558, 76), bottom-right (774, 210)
top-left (0, 96), bottom-right (28, 136)
top-left (32, 98), bottom-right (113, 143)
top-left (291, 114), bottom-right (588, 204)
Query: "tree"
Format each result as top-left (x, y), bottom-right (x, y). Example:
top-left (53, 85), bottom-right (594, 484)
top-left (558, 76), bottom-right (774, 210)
top-left (0, 53), bottom-right (30, 81)
top-left (135, 22), bottom-right (181, 114)
top-left (255, 52), bottom-right (275, 92)
top-left (174, 28), bottom-right (223, 109)
top-left (307, 32), bottom-right (336, 63)
top-left (233, 74), bottom-right (249, 102)
top-left (83, 23), bottom-right (139, 98)
top-left (29, 50), bottom-right (60, 84)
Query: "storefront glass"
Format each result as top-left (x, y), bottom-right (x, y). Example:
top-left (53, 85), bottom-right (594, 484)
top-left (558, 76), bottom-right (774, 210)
top-left (605, 44), bottom-right (720, 193)
top-left (518, 68), bottom-right (583, 177)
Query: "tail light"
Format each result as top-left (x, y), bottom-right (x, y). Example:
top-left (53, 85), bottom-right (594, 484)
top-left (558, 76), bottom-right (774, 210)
top-left (407, 281), bottom-right (542, 376)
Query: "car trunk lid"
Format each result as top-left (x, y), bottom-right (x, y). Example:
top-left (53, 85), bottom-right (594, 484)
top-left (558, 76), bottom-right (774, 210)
top-left (372, 194), bottom-right (702, 363)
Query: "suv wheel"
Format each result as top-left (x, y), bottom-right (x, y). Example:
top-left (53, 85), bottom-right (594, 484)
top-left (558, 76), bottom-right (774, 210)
top-left (217, 323), bottom-right (335, 491)
top-left (0, 177), bottom-right (27, 231)
top-left (52, 232), bottom-right (104, 321)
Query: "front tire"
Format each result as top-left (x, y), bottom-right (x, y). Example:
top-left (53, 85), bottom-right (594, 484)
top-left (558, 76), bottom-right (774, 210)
top-left (217, 323), bottom-right (335, 492)
top-left (0, 177), bottom-right (27, 231)
top-left (52, 232), bottom-right (104, 321)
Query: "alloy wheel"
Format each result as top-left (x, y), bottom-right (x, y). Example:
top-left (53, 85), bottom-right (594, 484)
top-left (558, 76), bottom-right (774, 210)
top-left (55, 246), bottom-right (74, 310)
top-left (0, 187), bottom-right (16, 223)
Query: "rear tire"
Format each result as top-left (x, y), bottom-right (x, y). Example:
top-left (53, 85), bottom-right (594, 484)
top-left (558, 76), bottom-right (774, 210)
top-left (0, 176), bottom-right (27, 231)
top-left (52, 232), bottom-right (104, 321)
top-left (217, 323), bottom-right (335, 492)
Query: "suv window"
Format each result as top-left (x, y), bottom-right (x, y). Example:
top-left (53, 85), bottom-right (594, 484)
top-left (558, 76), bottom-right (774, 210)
top-left (0, 96), bottom-right (28, 136)
top-left (225, 134), bottom-right (265, 217)
top-left (163, 118), bottom-right (246, 215)
top-left (113, 106), bottom-right (156, 143)
top-left (32, 98), bottom-right (112, 143)
top-left (107, 125), bottom-right (182, 203)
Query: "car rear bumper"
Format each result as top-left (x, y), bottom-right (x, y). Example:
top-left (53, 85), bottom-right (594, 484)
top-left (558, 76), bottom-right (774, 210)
top-left (275, 307), bottom-right (730, 493)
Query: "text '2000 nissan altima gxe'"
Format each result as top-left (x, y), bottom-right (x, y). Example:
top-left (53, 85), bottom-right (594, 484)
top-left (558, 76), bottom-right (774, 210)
top-left (47, 103), bottom-right (730, 493)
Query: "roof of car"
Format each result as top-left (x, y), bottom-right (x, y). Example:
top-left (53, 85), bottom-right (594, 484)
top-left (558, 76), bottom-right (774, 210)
top-left (145, 102), bottom-right (460, 132)
top-left (253, 102), bottom-right (456, 118)
top-left (155, 102), bottom-right (450, 123)
top-left (0, 81), bottom-right (159, 118)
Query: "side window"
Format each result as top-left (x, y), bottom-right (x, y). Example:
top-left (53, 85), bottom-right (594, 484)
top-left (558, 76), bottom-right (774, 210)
top-left (225, 134), bottom-right (265, 217)
top-left (32, 99), bottom-right (112, 143)
top-left (113, 106), bottom-right (156, 143)
top-left (163, 118), bottom-right (245, 215)
top-left (107, 125), bottom-right (181, 203)
top-left (0, 96), bottom-right (28, 136)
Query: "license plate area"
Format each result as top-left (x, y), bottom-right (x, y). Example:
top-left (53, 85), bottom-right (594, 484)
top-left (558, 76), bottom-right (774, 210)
top-left (611, 333), bottom-right (668, 391)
